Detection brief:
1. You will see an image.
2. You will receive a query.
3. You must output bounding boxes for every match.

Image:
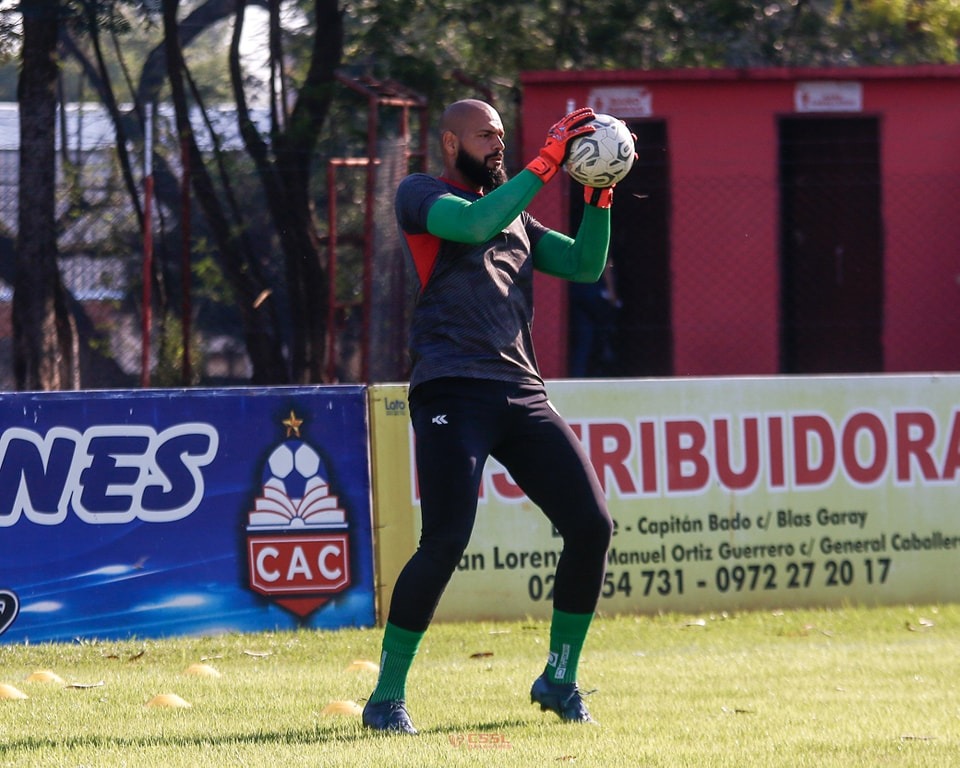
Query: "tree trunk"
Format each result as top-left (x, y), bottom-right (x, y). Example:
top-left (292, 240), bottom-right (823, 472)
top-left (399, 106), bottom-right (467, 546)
top-left (276, 0), bottom-right (342, 384)
top-left (14, 0), bottom-right (79, 391)
top-left (161, 0), bottom-right (289, 384)
top-left (231, 0), bottom-right (342, 383)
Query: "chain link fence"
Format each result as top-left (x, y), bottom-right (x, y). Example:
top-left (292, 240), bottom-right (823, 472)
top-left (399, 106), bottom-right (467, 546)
top-left (0, 120), bottom-right (146, 391)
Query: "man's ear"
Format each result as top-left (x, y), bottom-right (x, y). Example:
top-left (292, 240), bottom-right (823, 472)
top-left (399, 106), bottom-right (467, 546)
top-left (440, 129), bottom-right (458, 158)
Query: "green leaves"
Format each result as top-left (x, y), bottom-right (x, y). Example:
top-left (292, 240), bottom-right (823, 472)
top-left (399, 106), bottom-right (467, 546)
top-left (344, 0), bottom-right (960, 95)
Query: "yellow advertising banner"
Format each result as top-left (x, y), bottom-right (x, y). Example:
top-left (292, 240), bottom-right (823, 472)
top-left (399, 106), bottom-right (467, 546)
top-left (368, 376), bottom-right (960, 624)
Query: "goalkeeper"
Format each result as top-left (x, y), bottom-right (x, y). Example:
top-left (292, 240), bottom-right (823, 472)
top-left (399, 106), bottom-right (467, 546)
top-left (363, 99), bottom-right (616, 734)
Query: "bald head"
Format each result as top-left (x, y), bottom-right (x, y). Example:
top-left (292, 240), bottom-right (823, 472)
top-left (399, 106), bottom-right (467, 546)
top-left (440, 99), bottom-right (501, 139)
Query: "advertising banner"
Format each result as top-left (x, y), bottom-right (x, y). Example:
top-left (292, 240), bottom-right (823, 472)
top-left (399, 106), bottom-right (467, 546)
top-left (0, 386), bottom-right (374, 643)
top-left (368, 376), bottom-right (960, 623)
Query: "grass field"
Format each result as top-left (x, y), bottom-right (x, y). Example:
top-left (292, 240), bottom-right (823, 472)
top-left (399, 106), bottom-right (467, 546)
top-left (1, 605), bottom-right (957, 767)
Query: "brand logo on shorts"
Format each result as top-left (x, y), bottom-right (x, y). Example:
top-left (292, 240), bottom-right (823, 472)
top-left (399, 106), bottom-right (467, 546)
top-left (431, 414), bottom-right (448, 425)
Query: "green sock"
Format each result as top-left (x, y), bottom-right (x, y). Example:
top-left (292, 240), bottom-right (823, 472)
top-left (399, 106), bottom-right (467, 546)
top-left (544, 609), bottom-right (594, 685)
top-left (369, 622), bottom-right (424, 704)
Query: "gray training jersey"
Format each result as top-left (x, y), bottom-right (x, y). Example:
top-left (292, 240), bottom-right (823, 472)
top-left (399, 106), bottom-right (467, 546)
top-left (396, 173), bottom-right (550, 391)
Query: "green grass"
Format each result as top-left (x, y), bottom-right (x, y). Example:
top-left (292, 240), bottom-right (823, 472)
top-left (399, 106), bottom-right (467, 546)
top-left (1, 605), bottom-right (958, 767)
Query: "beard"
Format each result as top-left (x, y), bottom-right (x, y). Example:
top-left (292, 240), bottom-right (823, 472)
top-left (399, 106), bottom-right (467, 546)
top-left (456, 146), bottom-right (507, 191)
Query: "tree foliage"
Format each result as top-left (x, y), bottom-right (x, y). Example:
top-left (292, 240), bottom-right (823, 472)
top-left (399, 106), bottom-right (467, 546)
top-left (343, 0), bottom-right (960, 92)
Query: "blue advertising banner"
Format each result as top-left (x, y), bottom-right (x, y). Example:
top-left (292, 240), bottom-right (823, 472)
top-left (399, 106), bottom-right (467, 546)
top-left (0, 386), bottom-right (374, 643)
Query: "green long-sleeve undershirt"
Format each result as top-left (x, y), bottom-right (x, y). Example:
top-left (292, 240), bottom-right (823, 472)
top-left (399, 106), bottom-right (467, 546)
top-left (424, 169), bottom-right (611, 284)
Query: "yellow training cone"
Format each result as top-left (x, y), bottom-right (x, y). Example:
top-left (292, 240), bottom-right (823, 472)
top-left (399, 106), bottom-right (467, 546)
top-left (184, 663), bottom-right (221, 678)
top-left (26, 670), bottom-right (64, 684)
top-left (0, 683), bottom-right (27, 700)
top-left (345, 660), bottom-right (378, 673)
top-left (146, 693), bottom-right (192, 708)
top-left (321, 700), bottom-right (362, 717)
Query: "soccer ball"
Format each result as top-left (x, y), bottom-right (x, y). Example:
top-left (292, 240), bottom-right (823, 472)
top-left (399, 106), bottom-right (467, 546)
top-left (264, 440), bottom-right (327, 500)
top-left (565, 114), bottom-right (636, 188)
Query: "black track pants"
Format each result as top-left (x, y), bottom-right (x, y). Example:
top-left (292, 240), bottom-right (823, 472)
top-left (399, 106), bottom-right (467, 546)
top-left (386, 377), bottom-right (613, 632)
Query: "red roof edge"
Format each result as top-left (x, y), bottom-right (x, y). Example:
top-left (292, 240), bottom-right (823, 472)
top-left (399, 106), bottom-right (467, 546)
top-left (520, 63), bottom-right (960, 85)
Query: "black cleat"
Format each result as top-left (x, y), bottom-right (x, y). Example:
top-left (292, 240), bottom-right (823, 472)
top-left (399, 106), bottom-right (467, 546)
top-left (530, 673), bottom-right (595, 723)
top-left (362, 698), bottom-right (418, 735)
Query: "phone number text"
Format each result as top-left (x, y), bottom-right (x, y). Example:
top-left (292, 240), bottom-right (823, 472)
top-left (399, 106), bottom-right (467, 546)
top-left (527, 558), bottom-right (892, 601)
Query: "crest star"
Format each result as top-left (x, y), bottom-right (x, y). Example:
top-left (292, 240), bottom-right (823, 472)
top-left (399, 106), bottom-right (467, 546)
top-left (283, 410), bottom-right (303, 437)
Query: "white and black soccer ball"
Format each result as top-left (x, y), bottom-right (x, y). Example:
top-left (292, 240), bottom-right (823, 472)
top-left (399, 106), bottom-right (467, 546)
top-left (565, 114), bottom-right (636, 188)
top-left (263, 440), bottom-right (327, 501)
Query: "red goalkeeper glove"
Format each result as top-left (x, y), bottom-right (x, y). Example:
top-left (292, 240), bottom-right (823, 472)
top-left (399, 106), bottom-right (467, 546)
top-left (525, 107), bottom-right (596, 184)
top-left (584, 186), bottom-right (614, 208)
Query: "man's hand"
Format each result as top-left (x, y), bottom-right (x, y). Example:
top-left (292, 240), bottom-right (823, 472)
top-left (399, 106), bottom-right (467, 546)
top-left (584, 186), bottom-right (614, 209)
top-left (525, 107), bottom-right (596, 184)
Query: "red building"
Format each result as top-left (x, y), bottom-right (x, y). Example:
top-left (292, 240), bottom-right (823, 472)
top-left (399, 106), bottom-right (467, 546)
top-left (520, 65), bottom-right (960, 378)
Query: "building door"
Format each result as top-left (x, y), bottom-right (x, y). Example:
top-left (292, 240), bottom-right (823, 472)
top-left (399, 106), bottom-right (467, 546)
top-left (779, 117), bottom-right (883, 373)
top-left (569, 120), bottom-right (672, 376)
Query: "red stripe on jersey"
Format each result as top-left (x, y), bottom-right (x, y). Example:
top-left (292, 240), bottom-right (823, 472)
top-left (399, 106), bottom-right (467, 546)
top-left (404, 231), bottom-right (441, 288)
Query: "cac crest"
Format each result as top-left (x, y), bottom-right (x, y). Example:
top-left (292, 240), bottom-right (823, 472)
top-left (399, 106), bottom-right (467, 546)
top-left (245, 411), bottom-right (352, 618)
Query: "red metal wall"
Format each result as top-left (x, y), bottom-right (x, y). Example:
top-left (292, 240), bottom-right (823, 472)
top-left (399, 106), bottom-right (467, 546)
top-left (520, 66), bottom-right (960, 378)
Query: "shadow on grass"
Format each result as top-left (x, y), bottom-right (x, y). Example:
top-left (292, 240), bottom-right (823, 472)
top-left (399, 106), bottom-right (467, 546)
top-left (417, 717), bottom-right (534, 736)
top-left (0, 723), bottom-right (373, 753)
top-left (0, 715), bottom-right (551, 754)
